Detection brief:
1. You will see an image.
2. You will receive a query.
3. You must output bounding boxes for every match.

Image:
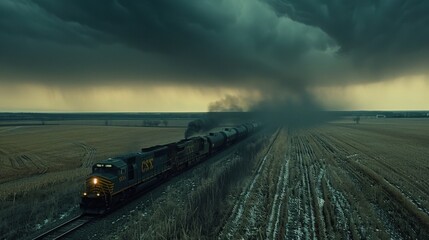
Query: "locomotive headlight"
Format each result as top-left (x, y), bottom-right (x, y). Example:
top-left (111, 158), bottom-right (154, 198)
top-left (93, 178), bottom-right (98, 184)
top-left (96, 193), bottom-right (100, 196)
top-left (83, 192), bottom-right (87, 196)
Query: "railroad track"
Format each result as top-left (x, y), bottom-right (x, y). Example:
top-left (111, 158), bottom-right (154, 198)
top-left (31, 214), bottom-right (94, 240)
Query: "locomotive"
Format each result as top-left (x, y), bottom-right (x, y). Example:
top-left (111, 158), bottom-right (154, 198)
top-left (80, 122), bottom-right (260, 214)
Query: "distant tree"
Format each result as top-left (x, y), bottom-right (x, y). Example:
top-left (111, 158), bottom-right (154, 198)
top-left (353, 116), bottom-right (360, 124)
top-left (105, 120), bottom-right (109, 126)
top-left (152, 120), bottom-right (161, 126)
top-left (163, 119), bottom-right (168, 127)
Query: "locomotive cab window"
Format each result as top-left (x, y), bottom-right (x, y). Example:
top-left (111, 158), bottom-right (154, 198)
top-left (93, 166), bottom-right (117, 174)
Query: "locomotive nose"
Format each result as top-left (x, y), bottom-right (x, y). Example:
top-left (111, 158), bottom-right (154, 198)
top-left (83, 175), bottom-right (115, 197)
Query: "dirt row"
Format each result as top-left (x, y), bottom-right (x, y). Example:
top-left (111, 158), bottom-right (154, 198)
top-left (4, 121), bottom-right (428, 239)
top-left (311, 129), bottom-right (429, 239)
top-left (218, 125), bottom-right (429, 239)
top-left (219, 128), bottom-right (286, 239)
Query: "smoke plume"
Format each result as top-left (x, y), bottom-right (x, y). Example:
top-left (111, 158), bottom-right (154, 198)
top-left (184, 117), bottom-right (219, 138)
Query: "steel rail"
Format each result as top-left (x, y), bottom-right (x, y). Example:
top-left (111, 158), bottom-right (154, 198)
top-left (31, 214), bottom-right (94, 240)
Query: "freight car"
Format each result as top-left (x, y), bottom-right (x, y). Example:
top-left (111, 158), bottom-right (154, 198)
top-left (221, 128), bottom-right (238, 145)
top-left (80, 122), bottom-right (260, 214)
top-left (233, 125), bottom-right (248, 140)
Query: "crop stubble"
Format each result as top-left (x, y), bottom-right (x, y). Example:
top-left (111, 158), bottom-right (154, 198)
top-left (220, 119), bottom-right (429, 239)
top-left (1, 119), bottom-right (428, 239)
top-left (0, 125), bottom-right (184, 239)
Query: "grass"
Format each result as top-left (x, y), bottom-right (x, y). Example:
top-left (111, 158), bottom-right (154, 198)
top-left (0, 172), bottom-right (83, 239)
top-left (2, 118), bottom-right (429, 239)
top-left (215, 119), bottom-right (429, 239)
top-left (0, 125), bottom-right (185, 183)
top-left (116, 133), bottom-right (272, 239)
top-left (310, 119), bottom-right (429, 239)
top-left (0, 124), bottom-right (185, 239)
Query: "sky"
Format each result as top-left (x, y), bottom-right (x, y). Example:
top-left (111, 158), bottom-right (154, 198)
top-left (1, 0), bottom-right (429, 112)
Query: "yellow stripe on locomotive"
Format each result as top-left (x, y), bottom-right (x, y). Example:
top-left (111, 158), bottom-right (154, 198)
top-left (83, 176), bottom-right (114, 197)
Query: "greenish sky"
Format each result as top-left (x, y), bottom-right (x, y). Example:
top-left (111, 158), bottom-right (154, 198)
top-left (1, 0), bottom-right (428, 112)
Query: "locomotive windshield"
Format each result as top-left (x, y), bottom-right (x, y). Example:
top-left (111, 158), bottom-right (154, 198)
top-left (92, 163), bottom-right (118, 174)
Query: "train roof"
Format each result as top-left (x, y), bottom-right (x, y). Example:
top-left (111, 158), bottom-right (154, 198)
top-left (141, 144), bottom-right (169, 153)
top-left (93, 158), bottom-right (126, 168)
top-left (115, 152), bottom-right (143, 159)
top-left (93, 152), bottom-right (150, 168)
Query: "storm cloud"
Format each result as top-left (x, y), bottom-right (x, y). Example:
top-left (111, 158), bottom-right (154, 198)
top-left (0, 0), bottom-right (334, 87)
top-left (266, 0), bottom-right (429, 81)
top-left (1, 0), bottom-right (429, 111)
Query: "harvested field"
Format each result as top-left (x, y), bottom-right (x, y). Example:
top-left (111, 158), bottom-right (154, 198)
top-left (218, 118), bottom-right (429, 239)
top-left (2, 119), bottom-right (429, 239)
top-left (0, 125), bottom-right (185, 239)
top-left (0, 125), bottom-right (185, 183)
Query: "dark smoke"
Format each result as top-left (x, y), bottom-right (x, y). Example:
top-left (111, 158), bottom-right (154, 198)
top-left (249, 97), bottom-right (333, 128)
top-left (185, 95), bottom-right (331, 137)
top-left (184, 117), bottom-right (219, 139)
top-left (185, 95), bottom-right (246, 138)
top-left (208, 95), bottom-right (244, 112)
top-left (206, 90), bottom-right (334, 128)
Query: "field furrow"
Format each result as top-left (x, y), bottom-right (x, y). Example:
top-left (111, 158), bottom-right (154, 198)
top-left (285, 134), bottom-right (319, 240)
top-left (2, 119), bottom-right (429, 239)
top-left (266, 151), bottom-right (289, 239)
top-left (219, 129), bottom-right (281, 239)
top-left (314, 130), bottom-right (429, 239)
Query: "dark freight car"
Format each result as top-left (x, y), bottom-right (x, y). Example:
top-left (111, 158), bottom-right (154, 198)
top-left (220, 128), bottom-right (238, 145)
top-left (243, 123), bottom-right (254, 134)
top-left (205, 132), bottom-right (226, 153)
top-left (169, 138), bottom-right (201, 168)
top-left (233, 125), bottom-right (248, 139)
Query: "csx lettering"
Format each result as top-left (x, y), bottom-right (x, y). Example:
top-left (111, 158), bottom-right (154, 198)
top-left (141, 159), bottom-right (154, 172)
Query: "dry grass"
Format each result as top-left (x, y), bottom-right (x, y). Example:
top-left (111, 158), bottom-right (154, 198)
top-left (217, 119), bottom-right (429, 239)
top-left (309, 119), bottom-right (429, 239)
top-left (116, 134), bottom-right (271, 240)
top-left (0, 125), bottom-right (185, 183)
top-left (0, 174), bottom-right (83, 239)
top-left (3, 118), bottom-right (429, 239)
top-left (0, 124), bottom-right (185, 239)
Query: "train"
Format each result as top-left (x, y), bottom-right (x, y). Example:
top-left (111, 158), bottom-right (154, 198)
top-left (80, 122), bottom-right (260, 214)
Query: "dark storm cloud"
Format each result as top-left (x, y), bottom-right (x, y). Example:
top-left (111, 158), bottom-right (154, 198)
top-left (266, 0), bottom-right (429, 81)
top-left (1, 0), bottom-right (429, 111)
top-left (0, 0), bottom-right (335, 89)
